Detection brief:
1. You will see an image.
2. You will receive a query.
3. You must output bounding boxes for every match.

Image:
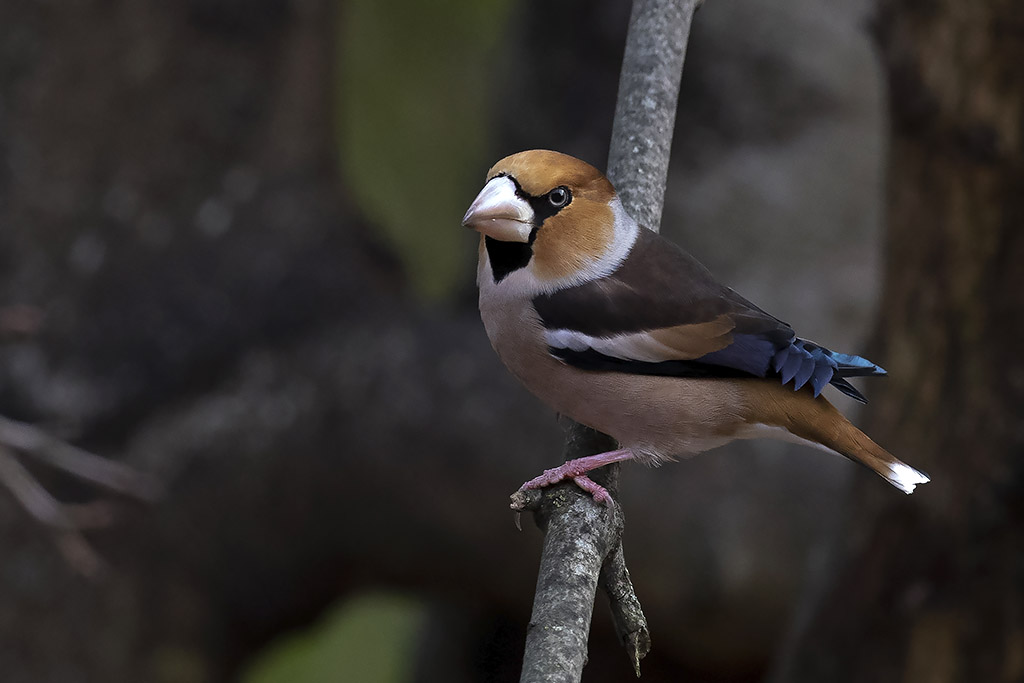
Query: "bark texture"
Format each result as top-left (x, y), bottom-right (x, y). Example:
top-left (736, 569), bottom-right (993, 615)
top-left (606, 0), bottom-right (698, 230)
top-left (517, 438), bottom-right (621, 683)
top-left (780, 2), bottom-right (1024, 681)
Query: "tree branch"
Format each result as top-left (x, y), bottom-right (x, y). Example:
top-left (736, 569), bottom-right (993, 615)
top-left (517, 1), bottom-right (700, 680)
top-left (0, 416), bottom-right (162, 577)
top-left (0, 445), bottom-right (106, 577)
top-left (599, 538), bottom-right (651, 677)
top-left (607, 0), bottom-right (699, 226)
top-left (0, 416), bottom-right (162, 501)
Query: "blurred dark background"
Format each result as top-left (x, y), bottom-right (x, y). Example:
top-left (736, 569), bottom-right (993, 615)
top-left (1, 0), bottom-right (1021, 681)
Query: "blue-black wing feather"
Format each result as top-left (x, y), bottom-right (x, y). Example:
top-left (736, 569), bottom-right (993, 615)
top-left (534, 229), bottom-right (885, 402)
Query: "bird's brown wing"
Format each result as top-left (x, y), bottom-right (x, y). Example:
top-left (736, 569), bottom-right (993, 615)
top-left (532, 228), bottom-right (880, 400)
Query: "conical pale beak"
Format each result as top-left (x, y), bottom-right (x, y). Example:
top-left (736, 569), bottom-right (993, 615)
top-left (462, 176), bottom-right (535, 243)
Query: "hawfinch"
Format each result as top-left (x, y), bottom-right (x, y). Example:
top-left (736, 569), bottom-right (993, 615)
top-left (463, 150), bottom-right (928, 504)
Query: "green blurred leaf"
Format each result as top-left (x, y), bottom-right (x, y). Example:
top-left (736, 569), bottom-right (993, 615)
top-left (337, 0), bottom-right (513, 301)
top-left (243, 592), bottom-right (426, 683)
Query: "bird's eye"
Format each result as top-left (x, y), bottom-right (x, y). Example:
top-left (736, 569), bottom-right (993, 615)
top-left (547, 187), bottom-right (570, 208)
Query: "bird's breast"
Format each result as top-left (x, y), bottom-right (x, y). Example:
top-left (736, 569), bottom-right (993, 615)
top-left (477, 287), bottom-right (748, 462)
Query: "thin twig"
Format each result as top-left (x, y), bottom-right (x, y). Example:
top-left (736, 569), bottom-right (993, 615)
top-left (600, 543), bottom-right (651, 677)
top-left (0, 415), bottom-right (162, 501)
top-left (0, 445), bottom-right (106, 577)
top-left (519, 0), bottom-right (700, 680)
top-left (0, 416), bottom-right (160, 577)
top-left (0, 445), bottom-right (78, 529)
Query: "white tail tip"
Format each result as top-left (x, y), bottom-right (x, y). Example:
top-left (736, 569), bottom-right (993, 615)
top-left (887, 462), bottom-right (930, 494)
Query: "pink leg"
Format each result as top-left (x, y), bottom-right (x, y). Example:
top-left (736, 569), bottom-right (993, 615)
top-left (518, 448), bottom-right (635, 505)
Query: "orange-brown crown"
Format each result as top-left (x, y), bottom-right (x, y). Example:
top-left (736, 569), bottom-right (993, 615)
top-left (487, 150), bottom-right (615, 203)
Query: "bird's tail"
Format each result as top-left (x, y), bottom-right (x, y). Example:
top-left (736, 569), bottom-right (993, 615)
top-left (747, 381), bottom-right (930, 494)
top-left (800, 398), bottom-right (928, 494)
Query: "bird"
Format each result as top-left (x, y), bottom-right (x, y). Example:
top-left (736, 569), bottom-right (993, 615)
top-left (462, 149), bottom-right (928, 504)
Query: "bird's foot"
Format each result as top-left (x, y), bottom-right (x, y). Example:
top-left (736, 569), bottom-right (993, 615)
top-left (570, 475), bottom-right (613, 506)
top-left (516, 448), bottom-right (634, 506)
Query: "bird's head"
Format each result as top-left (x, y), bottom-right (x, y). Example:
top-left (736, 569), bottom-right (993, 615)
top-left (463, 150), bottom-right (638, 291)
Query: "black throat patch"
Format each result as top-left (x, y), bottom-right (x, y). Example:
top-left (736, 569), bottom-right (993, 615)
top-left (486, 230), bottom-right (537, 283)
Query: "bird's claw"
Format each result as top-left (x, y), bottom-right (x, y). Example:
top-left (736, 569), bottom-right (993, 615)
top-left (571, 475), bottom-right (613, 507)
top-left (516, 469), bottom-right (612, 507)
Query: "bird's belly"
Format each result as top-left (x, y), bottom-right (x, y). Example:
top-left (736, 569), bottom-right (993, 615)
top-left (481, 302), bottom-right (746, 462)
